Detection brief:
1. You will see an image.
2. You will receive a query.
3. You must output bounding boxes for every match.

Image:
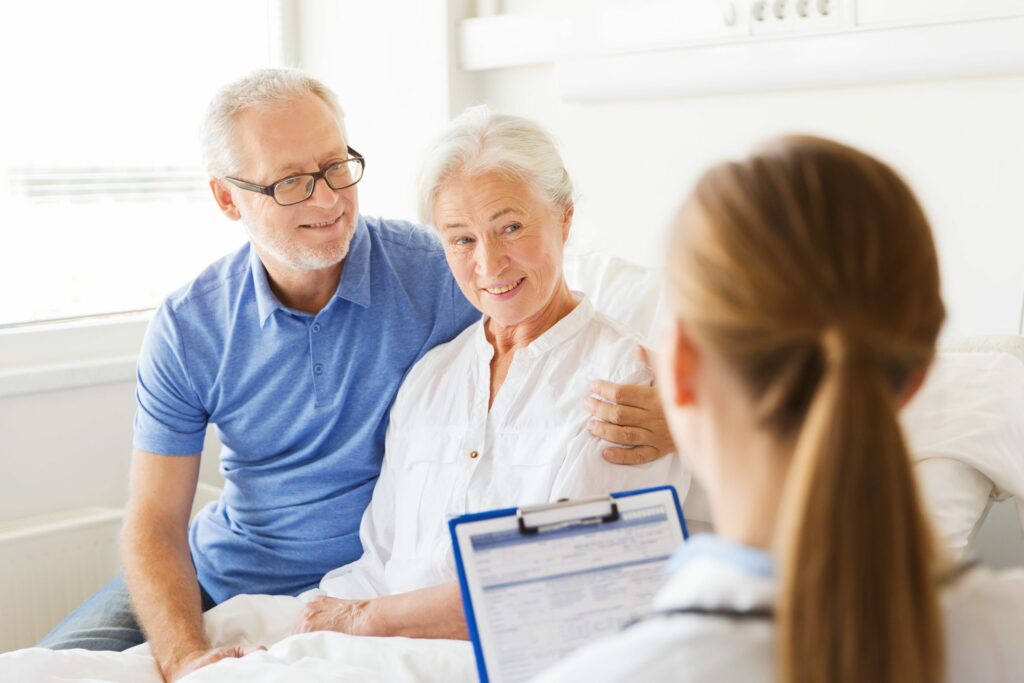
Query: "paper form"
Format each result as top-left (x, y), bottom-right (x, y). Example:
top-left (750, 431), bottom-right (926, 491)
top-left (453, 490), bottom-right (685, 683)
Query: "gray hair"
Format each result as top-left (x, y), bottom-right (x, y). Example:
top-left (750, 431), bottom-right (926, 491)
top-left (417, 105), bottom-right (574, 225)
top-left (200, 68), bottom-right (346, 177)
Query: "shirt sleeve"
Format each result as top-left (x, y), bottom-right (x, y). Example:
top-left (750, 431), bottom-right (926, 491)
top-left (318, 416), bottom-right (401, 600)
top-left (553, 352), bottom-right (691, 503)
top-left (132, 301), bottom-right (209, 455)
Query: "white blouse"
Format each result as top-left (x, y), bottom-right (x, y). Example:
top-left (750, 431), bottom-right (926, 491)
top-left (320, 293), bottom-right (690, 598)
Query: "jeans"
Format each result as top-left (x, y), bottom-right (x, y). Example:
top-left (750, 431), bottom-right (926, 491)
top-left (37, 573), bottom-right (217, 651)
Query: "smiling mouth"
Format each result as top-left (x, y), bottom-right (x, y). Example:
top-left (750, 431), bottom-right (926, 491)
top-left (482, 277), bottom-right (525, 295)
top-left (300, 216), bottom-right (341, 229)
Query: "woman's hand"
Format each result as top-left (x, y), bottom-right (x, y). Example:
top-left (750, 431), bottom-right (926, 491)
top-left (293, 595), bottom-right (382, 636)
top-left (295, 583), bottom-right (468, 640)
top-left (586, 345), bottom-right (676, 464)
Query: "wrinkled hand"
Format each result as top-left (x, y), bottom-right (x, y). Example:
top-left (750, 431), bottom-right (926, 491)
top-left (166, 645), bottom-right (265, 682)
top-left (586, 345), bottom-right (676, 465)
top-left (294, 595), bottom-right (381, 636)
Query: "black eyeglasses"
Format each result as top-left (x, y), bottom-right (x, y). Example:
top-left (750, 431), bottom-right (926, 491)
top-left (223, 146), bottom-right (365, 206)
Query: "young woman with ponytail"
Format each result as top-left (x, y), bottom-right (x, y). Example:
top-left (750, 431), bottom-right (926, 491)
top-left (532, 135), bottom-right (1024, 683)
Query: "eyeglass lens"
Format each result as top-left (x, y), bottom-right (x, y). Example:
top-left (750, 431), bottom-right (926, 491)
top-left (273, 159), bottom-right (363, 205)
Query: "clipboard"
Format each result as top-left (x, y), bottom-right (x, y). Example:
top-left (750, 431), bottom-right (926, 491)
top-left (449, 486), bottom-right (688, 683)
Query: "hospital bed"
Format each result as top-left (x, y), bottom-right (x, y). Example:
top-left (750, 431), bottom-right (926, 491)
top-left (1, 252), bottom-right (1022, 682)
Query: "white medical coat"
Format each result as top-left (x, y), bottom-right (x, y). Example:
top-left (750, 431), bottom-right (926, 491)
top-left (532, 534), bottom-right (1024, 683)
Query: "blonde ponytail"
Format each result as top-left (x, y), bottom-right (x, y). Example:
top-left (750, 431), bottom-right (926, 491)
top-left (775, 328), bottom-right (943, 683)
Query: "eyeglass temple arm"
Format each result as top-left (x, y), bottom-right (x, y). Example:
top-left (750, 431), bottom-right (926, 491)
top-left (224, 177), bottom-right (275, 197)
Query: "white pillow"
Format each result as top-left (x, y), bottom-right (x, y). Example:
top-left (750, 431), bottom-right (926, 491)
top-left (563, 250), bottom-right (666, 346)
top-left (902, 338), bottom-right (1024, 550)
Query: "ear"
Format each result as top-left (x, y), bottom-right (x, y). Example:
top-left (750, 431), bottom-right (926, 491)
top-left (671, 321), bottom-right (699, 407)
top-left (210, 178), bottom-right (242, 221)
top-left (560, 202), bottom-right (574, 244)
top-left (897, 366), bottom-right (929, 408)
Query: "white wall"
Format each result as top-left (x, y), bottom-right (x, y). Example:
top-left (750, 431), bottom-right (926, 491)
top-left (478, 68), bottom-right (1024, 339)
top-left (294, 0), bottom-right (1024, 338)
top-left (0, 381), bottom-right (134, 521)
top-left (293, 0), bottom-right (482, 223)
top-left (0, 372), bottom-right (224, 523)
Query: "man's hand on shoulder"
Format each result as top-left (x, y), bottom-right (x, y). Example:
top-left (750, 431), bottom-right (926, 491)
top-left (166, 645), bottom-right (265, 682)
top-left (586, 345), bottom-right (676, 465)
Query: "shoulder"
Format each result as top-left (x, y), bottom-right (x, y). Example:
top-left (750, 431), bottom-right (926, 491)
top-left (144, 243), bottom-right (249, 344)
top-left (535, 618), bottom-right (771, 683)
top-left (363, 215), bottom-right (479, 333)
top-left (364, 215), bottom-right (447, 259)
top-left (943, 565), bottom-right (1024, 653)
top-left (575, 300), bottom-right (651, 386)
top-left (944, 564), bottom-right (1024, 615)
top-left (589, 306), bottom-right (645, 350)
top-left (162, 242), bottom-right (251, 319)
top-left (363, 215), bottom-right (459, 302)
top-left (942, 565), bottom-right (1024, 681)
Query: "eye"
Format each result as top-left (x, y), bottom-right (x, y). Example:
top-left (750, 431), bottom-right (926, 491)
top-left (277, 176), bottom-right (303, 188)
top-left (503, 223), bottom-right (522, 234)
top-left (326, 159), bottom-right (352, 173)
top-left (453, 236), bottom-right (474, 247)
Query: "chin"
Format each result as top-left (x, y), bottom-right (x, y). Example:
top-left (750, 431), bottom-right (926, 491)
top-left (483, 305), bottom-right (537, 329)
top-left (276, 240), bottom-right (350, 272)
top-left (302, 228), bottom-right (356, 269)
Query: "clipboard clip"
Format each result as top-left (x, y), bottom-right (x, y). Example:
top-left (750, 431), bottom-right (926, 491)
top-left (516, 495), bottom-right (620, 535)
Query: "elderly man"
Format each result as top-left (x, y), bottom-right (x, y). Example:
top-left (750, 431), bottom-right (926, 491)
top-left (37, 69), bottom-right (673, 681)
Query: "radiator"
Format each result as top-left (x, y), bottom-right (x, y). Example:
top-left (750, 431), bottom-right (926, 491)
top-left (0, 507), bottom-right (123, 653)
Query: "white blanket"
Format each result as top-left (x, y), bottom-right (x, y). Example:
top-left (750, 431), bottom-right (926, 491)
top-left (0, 595), bottom-right (476, 682)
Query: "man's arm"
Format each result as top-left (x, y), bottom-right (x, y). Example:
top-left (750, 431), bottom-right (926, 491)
top-left (122, 450), bottom-right (247, 681)
top-left (295, 580), bottom-right (467, 640)
top-left (586, 345), bottom-right (677, 464)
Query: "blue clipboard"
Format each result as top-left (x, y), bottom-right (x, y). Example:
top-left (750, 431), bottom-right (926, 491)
top-left (449, 485), bottom-right (688, 683)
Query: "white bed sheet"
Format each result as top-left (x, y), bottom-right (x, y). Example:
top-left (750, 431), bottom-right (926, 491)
top-left (0, 594), bottom-right (476, 683)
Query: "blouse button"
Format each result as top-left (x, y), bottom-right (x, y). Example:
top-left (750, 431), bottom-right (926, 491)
top-left (469, 450), bottom-right (479, 459)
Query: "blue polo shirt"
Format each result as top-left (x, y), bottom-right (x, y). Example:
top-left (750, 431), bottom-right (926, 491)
top-left (133, 215), bottom-right (479, 603)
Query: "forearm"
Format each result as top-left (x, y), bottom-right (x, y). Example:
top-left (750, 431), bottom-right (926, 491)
top-left (374, 580), bottom-right (468, 640)
top-left (122, 518), bottom-right (209, 677)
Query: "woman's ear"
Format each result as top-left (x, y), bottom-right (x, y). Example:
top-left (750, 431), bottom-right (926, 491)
top-left (672, 321), bottom-right (699, 407)
top-left (561, 202), bottom-right (574, 244)
top-left (210, 178), bottom-right (242, 221)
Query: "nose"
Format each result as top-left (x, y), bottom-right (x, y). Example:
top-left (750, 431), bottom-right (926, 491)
top-left (305, 175), bottom-right (339, 209)
top-left (475, 239), bottom-right (508, 279)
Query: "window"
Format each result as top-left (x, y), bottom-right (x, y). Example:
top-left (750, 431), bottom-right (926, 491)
top-left (0, 1), bottom-right (282, 326)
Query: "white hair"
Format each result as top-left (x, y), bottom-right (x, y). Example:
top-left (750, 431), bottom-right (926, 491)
top-left (417, 105), bottom-right (574, 225)
top-left (200, 68), bottom-right (347, 177)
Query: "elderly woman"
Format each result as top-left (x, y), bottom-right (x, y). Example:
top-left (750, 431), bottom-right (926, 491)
top-left (291, 106), bottom-right (690, 638)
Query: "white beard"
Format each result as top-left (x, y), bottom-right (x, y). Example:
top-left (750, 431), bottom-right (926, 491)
top-left (246, 220), bottom-right (355, 273)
